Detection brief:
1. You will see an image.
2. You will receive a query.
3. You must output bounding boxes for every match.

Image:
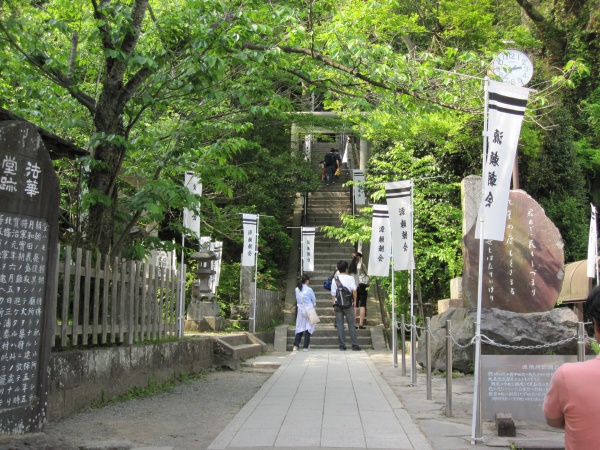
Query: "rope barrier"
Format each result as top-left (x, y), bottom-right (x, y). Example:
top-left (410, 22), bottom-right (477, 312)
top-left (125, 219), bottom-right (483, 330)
top-left (396, 319), bottom-right (588, 351)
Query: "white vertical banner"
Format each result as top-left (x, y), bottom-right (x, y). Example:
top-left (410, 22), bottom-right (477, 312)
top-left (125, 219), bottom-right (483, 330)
top-left (342, 137), bottom-right (349, 164)
top-left (385, 180), bottom-right (415, 271)
top-left (476, 80), bottom-right (530, 241)
top-left (301, 227), bottom-right (316, 272)
top-left (353, 170), bottom-right (366, 205)
top-left (241, 213), bottom-right (258, 266)
top-left (183, 171), bottom-right (202, 239)
top-left (368, 205), bottom-right (391, 276)
top-left (588, 204), bottom-right (598, 278)
top-left (304, 134), bottom-right (312, 161)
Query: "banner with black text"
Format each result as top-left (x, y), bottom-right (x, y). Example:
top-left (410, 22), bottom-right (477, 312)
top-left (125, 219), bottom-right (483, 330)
top-left (301, 227), bottom-right (316, 272)
top-left (353, 170), bottom-right (366, 205)
top-left (386, 180), bottom-right (414, 271)
top-left (242, 214), bottom-right (258, 266)
top-left (476, 80), bottom-right (530, 241)
top-left (368, 205), bottom-right (391, 276)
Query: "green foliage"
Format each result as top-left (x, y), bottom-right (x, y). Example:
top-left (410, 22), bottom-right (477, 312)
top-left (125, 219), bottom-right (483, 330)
top-left (93, 370), bottom-right (206, 408)
top-left (2, 0), bottom-right (600, 317)
top-left (216, 263), bottom-right (241, 313)
top-left (521, 109), bottom-right (589, 262)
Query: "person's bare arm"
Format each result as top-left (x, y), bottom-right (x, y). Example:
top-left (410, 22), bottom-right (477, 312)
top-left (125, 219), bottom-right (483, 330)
top-left (352, 289), bottom-right (357, 302)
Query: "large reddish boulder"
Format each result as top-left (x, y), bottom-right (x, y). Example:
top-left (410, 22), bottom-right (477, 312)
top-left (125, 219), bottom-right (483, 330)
top-left (462, 190), bottom-right (565, 313)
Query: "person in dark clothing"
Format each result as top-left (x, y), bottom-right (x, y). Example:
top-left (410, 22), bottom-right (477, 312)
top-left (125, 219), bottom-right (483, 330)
top-left (324, 148), bottom-right (338, 186)
top-left (349, 252), bottom-right (369, 329)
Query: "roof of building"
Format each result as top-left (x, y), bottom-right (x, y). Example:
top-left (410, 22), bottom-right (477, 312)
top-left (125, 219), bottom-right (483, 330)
top-left (0, 107), bottom-right (88, 160)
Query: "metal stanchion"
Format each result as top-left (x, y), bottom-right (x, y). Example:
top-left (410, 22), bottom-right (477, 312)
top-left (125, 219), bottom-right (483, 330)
top-left (426, 317), bottom-right (432, 400)
top-left (401, 314), bottom-right (406, 376)
top-left (578, 322), bottom-right (585, 362)
top-left (411, 315), bottom-right (417, 385)
top-left (446, 320), bottom-right (453, 417)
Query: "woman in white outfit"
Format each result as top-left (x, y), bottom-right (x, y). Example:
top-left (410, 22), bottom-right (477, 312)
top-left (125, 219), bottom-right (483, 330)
top-left (293, 274), bottom-right (317, 351)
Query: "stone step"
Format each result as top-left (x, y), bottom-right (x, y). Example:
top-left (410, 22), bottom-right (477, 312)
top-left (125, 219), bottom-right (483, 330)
top-left (308, 204), bottom-right (350, 210)
top-left (309, 191), bottom-right (350, 198)
top-left (286, 329), bottom-right (372, 350)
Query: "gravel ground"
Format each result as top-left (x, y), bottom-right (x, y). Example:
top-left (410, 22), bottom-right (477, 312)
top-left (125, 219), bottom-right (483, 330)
top-left (0, 368), bottom-right (272, 450)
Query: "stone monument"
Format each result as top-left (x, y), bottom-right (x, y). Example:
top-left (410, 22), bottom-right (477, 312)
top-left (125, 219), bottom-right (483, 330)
top-left (0, 121), bottom-right (60, 433)
top-left (462, 189), bottom-right (565, 312)
top-left (418, 179), bottom-right (578, 373)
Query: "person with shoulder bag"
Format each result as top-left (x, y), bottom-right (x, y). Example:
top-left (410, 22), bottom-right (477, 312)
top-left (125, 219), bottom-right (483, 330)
top-left (293, 274), bottom-right (318, 351)
top-left (331, 260), bottom-right (361, 351)
top-left (349, 252), bottom-right (369, 329)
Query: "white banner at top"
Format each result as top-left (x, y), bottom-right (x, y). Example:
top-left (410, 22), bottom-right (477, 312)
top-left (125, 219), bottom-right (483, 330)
top-left (301, 227), bottom-right (316, 272)
top-left (386, 180), bottom-right (414, 271)
top-left (242, 213), bottom-right (258, 266)
top-left (588, 204), bottom-right (598, 278)
top-left (304, 134), bottom-right (312, 161)
top-left (476, 80), bottom-right (530, 241)
top-left (342, 137), bottom-right (349, 164)
top-left (183, 172), bottom-right (202, 239)
top-left (353, 170), bottom-right (366, 205)
top-left (368, 205), bottom-right (391, 277)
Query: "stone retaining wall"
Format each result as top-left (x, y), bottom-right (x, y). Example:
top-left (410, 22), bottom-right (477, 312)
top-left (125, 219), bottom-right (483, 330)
top-left (47, 337), bottom-right (213, 422)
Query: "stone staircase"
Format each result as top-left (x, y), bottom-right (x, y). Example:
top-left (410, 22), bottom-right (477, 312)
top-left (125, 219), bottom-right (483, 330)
top-left (284, 141), bottom-right (384, 350)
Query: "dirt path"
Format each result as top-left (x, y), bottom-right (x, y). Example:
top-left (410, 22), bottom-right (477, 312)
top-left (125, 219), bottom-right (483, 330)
top-left (0, 369), bottom-right (271, 450)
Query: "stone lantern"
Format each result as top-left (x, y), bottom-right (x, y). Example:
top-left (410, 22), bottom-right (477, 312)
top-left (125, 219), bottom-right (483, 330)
top-left (185, 245), bottom-right (224, 331)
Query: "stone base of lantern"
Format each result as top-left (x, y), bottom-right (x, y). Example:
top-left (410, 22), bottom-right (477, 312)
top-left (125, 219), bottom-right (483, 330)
top-left (187, 299), bottom-right (221, 320)
top-left (184, 316), bottom-right (225, 332)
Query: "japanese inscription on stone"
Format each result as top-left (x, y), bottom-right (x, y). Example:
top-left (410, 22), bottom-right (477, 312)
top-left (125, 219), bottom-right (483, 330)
top-left (462, 190), bottom-right (564, 313)
top-left (0, 214), bottom-right (48, 412)
top-left (482, 355), bottom-right (579, 421)
top-left (0, 121), bottom-right (59, 434)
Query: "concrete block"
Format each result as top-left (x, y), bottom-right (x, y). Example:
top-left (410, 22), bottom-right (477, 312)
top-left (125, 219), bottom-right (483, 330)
top-left (450, 277), bottom-right (462, 300)
top-left (437, 298), bottom-right (464, 314)
top-left (496, 413), bottom-right (516, 437)
top-left (274, 325), bottom-right (289, 352)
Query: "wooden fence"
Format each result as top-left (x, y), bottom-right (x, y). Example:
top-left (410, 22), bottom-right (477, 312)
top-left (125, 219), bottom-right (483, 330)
top-left (254, 288), bottom-right (283, 331)
top-left (52, 245), bottom-right (184, 349)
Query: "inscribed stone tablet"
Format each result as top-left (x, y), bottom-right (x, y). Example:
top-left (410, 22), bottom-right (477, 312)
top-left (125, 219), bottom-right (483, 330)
top-left (462, 190), bottom-right (564, 313)
top-left (481, 355), bottom-right (581, 421)
top-left (0, 121), bottom-right (59, 433)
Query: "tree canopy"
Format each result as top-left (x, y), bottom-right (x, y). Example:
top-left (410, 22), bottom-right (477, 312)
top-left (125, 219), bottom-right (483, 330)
top-left (1, 0), bottom-right (599, 306)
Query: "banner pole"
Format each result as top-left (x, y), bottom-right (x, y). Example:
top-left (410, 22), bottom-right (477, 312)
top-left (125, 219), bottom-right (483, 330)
top-left (252, 215), bottom-right (259, 334)
top-left (391, 250), bottom-right (397, 368)
top-left (178, 234), bottom-right (185, 338)
top-left (410, 181), bottom-right (415, 378)
top-left (300, 227), bottom-right (304, 277)
top-left (595, 205), bottom-right (599, 286)
top-left (410, 180), bottom-right (415, 319)
top-left (471, 76), bottom-right (490, 445)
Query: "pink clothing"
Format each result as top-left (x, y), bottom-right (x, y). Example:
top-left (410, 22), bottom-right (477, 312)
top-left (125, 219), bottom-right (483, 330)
top-left (543, 356), bottom-right (600, 450)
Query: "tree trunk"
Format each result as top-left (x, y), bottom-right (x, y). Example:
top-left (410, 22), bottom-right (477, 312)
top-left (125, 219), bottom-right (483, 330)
top-left (85, 84), bottom-right (127, 255)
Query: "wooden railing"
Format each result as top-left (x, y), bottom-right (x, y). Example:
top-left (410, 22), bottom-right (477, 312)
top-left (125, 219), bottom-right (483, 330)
top-left (52, 245), bottom-right (185, 349)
